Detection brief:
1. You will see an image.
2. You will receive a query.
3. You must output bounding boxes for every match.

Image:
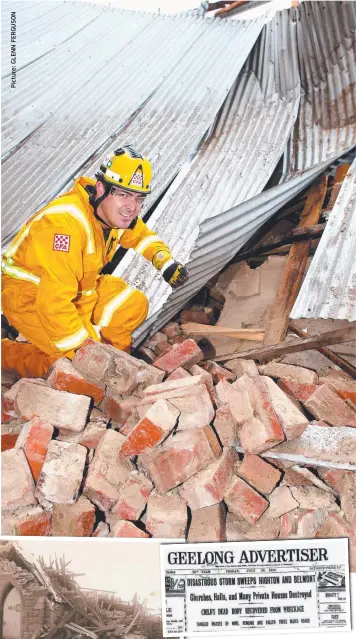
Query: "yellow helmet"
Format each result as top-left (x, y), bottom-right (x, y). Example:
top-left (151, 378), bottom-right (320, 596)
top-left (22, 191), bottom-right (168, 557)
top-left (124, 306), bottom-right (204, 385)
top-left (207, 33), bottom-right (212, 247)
top-left (97, 145), bottom-right (152, 195)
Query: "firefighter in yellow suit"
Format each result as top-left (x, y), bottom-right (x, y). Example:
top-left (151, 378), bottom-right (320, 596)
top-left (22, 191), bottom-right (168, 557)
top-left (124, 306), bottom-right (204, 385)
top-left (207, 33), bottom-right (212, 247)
top-left (1, 146), bottom-right (188, 378)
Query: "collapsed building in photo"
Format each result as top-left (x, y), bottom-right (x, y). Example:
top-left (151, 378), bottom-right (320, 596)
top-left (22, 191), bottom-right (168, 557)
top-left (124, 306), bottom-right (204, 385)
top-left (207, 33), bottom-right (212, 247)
top-left (0, 541), bottom-right (162, 639)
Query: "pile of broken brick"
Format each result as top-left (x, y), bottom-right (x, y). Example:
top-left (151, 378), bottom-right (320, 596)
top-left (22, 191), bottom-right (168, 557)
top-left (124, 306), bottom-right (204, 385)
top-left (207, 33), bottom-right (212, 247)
top-left (1, 324), bottom-right (356, 569)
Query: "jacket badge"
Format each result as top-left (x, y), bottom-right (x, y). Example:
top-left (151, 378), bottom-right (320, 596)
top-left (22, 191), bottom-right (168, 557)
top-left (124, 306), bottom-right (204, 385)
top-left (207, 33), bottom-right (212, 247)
top-left (53, 234), bottom-right (70, 252)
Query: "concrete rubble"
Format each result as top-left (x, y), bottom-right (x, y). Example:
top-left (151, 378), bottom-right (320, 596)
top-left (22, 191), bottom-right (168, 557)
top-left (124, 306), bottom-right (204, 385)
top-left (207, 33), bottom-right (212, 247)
top-left (1, 324), bottom-right (355, 571)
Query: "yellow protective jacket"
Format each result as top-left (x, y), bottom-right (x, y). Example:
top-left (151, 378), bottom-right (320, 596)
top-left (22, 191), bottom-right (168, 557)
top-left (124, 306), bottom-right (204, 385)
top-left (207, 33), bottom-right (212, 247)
top-left (1, 177), bottom-right (173, 353)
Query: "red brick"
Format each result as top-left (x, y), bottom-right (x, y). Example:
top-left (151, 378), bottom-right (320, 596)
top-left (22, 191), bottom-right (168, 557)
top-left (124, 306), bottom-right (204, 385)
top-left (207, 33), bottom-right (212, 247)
top-left (283, 466), bottom-right (324, 489)
top-left (1, 370), bottom-right (18, 388)
top-left (304, 384), bottom-right (356, 427)
top-left (137, 383), bottom-right (215, 431)
top-left (146, 491), bottom-right (187, 538)
top-left (225, 476), bottom-right (269, 524)
top-left (290, 485), bottom-right (339, 511)
top-left (213, 406), bottom-right (238, 447)
top-left (181, 308), bottom-right (214, 325)
top-left (190, 364), bottom-right (214, 386)
top-left (166, 367), bottom-right (192, 381)
top-left (225, 359), bottom-right (259, 377)
top-left (52, 496), bottom-right (95, 536)
top-left (267, 486), bottom-right (299, 518)
top-left (98, 393), bottom-right (141, 425)
top-left (120, 399), bottom-right (179, 456)
top-left (315, 511), bottom-right (356, 572)
top-left (226, 377), bottom-right (254, 425)
top-left (179, 448), bottom-right (237, 509)
top-left (139, 426), bottom-right (222, 493)
top-left (161, 322), bottom-right (182, 340)
top-left (236, 455), bottom-right (282, 495)
top-left (15, 383), bottom-right (91, 433)
top-left (201, 361), bottom-right (236, 384)
top-left (142, 374), bottom-right (210, 398)
top-left (339, 472), bottom-right (356, 530)
top-left (119, 412), bottom-right (140, 437)
top-left (262, 376), bottom-right (309, 439)
top-left (58, 419), bottom-right (107, 449)
top-left (319, 376), bottom-right (356, 403)
top-left (84, 430), bottom-right (133, 511)
top-left (92, 522), bottom-right (110, 537)
top-left (136, 346), bottom-right (156, 364)
top-left (144, 331), bottom-right (168, 349)
top-left (2, 377), bottom-right (47, 413)
top-left (47, 358), bottom-right (104, 404)
top-left (235, 375), bottom-right (285, 453)
top-left (277, 379), bottom-right (318, 402)
top-left (244, 511), bottom-right (281, 540)
top-left (1, 409), bottom-right (17, 423)
top-left (1, 434), bottom-right (19, 451)
top-left (15, 417), bottom-right (54, 480)
top-left (110, 520), bottom-right (149, 538)
top-left (36, 441), bottom-right (87, 506)
top-left (226, 512), bottom-right (251, 541)
top-left (215, 379), bottom-right (231, 405)
top-left (296, 509), bottom-right (329, 537)
top-left (155, 341), bottom-right (173, 356)
top-left (153, 339), bottom-right (203, 373)
top-left (2, 505), bottom-right (51, 536)
top-left (259, 362), bottom-right (318, 385)
top-left (188, 503), bottom-right (226, 542)
top-left (238, 417), bottom-right (279, 455)
top-left (72, 338), bottom-right (113, 384)
top-left (111, 472), bottom-right (153, 520)
top-left (317, 468), bottom-right (350, 493)
top-left (73, 338), bottom-right (164, 392)
top-left (279, 510), bottom-right (303, 538)
top-left (2, 448), bottom-right (37, 512)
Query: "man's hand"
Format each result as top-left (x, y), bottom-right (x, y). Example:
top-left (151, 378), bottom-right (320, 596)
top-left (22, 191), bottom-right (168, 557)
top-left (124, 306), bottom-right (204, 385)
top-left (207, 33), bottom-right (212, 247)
top-left (162, 261), bottom-right (189, 288)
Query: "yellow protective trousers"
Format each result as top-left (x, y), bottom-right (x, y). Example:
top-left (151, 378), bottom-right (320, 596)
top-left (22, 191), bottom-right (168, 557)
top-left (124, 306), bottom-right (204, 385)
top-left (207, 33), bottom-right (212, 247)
top-left (2, 274), bottom-right (148, 378)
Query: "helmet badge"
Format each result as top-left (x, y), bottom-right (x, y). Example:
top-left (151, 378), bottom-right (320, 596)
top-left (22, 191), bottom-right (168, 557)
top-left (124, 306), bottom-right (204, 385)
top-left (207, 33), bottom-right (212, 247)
top-left (129, 166), bottom-right (144, 188)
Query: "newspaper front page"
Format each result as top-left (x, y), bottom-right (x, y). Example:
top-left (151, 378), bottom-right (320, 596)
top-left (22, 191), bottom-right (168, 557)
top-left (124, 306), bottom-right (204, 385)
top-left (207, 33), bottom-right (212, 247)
top-left (161, 538), bottom-right (351, 636)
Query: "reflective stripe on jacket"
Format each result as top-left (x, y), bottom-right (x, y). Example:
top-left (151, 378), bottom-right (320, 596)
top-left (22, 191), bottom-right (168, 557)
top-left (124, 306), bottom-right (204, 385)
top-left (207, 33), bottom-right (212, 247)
top-left (1, 176), bottom-right (173, 352)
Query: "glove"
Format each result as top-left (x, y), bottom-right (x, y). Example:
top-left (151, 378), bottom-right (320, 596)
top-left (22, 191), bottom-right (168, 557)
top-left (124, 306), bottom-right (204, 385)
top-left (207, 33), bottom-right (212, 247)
top-left (162, 261), bottom-right (189, 289)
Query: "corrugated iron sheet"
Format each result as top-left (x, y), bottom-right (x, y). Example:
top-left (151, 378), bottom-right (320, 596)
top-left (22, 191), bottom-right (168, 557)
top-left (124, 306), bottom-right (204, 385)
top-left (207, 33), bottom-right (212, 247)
top-left (285, 0), bottom-right (356, 175)
top-left (132, 157), bottom-right (335, 344)
top-left (1, 5), bottom-right (268, 247)
top-left (291, 159), bottom-right (356, 321)
top-left (1, 1), bottom-right (103, 75)
top-left (127, 1), bottom-right (356, 342)
top-left (116, 9), bottom-right (301, 331)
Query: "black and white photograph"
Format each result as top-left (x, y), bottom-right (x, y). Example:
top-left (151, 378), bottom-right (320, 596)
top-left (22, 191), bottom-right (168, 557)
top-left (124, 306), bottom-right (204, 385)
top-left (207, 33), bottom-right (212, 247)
top-left (0, 538), bottom-right (163, 639)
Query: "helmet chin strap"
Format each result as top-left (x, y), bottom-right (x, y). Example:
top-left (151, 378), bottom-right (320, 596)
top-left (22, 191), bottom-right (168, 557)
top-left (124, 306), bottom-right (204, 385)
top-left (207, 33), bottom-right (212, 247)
top-left (89, 180), bottom-right (115, 228)
top-left (88, 181), bottom-right (138, 230)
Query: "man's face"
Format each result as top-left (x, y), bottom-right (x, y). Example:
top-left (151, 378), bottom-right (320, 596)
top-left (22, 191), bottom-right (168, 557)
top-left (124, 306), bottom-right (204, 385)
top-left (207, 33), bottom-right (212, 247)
top-left (96, 182), bottom-right (145, 229)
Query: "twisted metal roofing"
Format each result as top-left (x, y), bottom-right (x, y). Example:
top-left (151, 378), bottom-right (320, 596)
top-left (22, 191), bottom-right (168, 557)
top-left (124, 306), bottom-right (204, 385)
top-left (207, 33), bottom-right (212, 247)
top-left (285, 0), bottom-right (356, 175)
top-left (291, 159), bottom-right (356, 321)
top-left (117, 9), bottom-right (302, 336)
top-left (132, 158), bottom-right (334, 344)
top-left (1, 3), bottom-right (267, 247)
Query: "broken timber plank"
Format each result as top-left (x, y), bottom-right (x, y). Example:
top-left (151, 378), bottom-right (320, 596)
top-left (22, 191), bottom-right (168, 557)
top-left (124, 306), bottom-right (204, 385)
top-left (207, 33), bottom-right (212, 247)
top-left (215, 324), bottom-right (356, 363)
top-left (323, 163), bottom-right (351, 215)
top-left (235, 223), bottom-right (326, 261)
top-left (215, 0), bottom-right (247, 16)
top-left (181, 322), bottom-right (265, 341)
top-left (263, 176), bottom-right (328, 346)
top-left (289, 320), bottom-right (356, 380)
